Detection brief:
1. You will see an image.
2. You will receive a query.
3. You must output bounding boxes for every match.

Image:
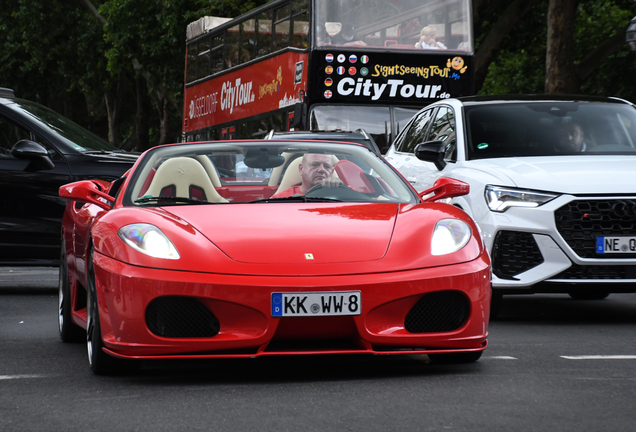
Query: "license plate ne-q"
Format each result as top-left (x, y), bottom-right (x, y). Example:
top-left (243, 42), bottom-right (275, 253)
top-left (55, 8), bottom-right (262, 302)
top-left (596, 237), bottom-right (636, 253)
top-left (271, 291), bottom-right (361, 317)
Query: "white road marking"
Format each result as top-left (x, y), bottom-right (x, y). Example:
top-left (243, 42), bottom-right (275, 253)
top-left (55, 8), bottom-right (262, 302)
top-left (561, 355), bottom-right (636, 360)
top-left (485, 356), bottom-right (517, 360)
top-left (0, 374), bottom-right (48, 380)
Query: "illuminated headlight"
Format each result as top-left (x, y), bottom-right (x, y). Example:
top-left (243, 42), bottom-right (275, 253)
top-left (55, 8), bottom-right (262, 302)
top-left (431, 219), bottom-right (471, 256)
top-left (118, 223), bottom-right (180, 259)
top-left (485, 185), bottom-right (557, 212)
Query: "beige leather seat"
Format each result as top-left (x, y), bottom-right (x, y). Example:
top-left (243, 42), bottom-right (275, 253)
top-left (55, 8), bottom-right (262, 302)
top-left (194, 155), bottom-right (223, 187)
top-left (145, 157), bottom-right (228, 203)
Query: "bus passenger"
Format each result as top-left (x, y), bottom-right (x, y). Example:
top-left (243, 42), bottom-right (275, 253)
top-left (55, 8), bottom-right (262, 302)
top-left (415, 26), bottom-right (446, 50)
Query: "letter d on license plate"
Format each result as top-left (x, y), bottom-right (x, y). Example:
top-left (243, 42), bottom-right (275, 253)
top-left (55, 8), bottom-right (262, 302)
top-left (271, 291), bottom-right (361, 317)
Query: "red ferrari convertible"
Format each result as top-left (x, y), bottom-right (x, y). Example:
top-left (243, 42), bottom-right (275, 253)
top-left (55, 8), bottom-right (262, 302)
top-left (58, 140), bottom-right (491, 374)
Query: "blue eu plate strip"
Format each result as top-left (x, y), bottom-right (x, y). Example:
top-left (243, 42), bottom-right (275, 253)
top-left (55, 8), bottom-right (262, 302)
top-left (596, 237), bottom-right (605, 253)
top-left (271, 293), bottom-right (283, 316)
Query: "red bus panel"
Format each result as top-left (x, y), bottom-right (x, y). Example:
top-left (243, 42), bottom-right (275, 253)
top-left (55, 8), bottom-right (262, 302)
top-left (183, 51), bottom-right (309, 134)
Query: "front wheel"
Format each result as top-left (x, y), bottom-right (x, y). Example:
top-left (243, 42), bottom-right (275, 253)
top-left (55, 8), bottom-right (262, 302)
top-left (86, 247), bottom-right (139, 375)
top-left (427, 351), bottom-right (483, 364)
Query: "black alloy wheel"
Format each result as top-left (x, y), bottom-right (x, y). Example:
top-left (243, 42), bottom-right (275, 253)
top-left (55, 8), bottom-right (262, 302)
top-left (58, 239), bottom-right (84, 343)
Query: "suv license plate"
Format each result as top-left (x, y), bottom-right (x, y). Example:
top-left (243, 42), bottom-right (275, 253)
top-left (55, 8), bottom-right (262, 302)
top-left (596, 237), bottom-right (636, 253)
top-left (271, 291), bottom-right (361, 317)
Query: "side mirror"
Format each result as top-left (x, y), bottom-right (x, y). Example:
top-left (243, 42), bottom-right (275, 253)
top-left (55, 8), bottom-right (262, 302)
top-left (59, 180), bottom-right (115, 211)
top-left (11, 139), bottom-right (55, 170)
top-left (419, 177), bottom-right (470, 202)
top-left (414, 140), bottom-right (446, 170)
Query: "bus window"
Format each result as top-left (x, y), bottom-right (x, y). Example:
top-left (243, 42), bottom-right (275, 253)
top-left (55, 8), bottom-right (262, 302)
top-left (186, 44), bottom-right (197, 84)
top-left (197, 37), bottom-right (210, 80)
top-left (225, 25), bottom-right (240, 68)
top-left (291, 1), bottom-right (309, 49)
top-left (310, 105), bottom-right (391, 149)
top-left (241, 19), bottom-right (255, 64)
top-left (315, 0), bottom-right (472, 51)
top-left (273, 5), bottom-right (291, 51)
top-left (210, 34), bottom-right (224, 74)
top-left (256, 10), bottom-right (273, 59)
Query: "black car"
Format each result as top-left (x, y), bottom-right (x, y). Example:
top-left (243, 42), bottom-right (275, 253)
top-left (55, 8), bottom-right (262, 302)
top-left (0, 88), bottom-right (137, 265)
top-left (264, 129), bottom-right (382, 154)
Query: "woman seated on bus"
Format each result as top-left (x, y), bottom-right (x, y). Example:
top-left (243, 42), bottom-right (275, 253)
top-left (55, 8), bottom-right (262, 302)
top-left (414, 26), bottom-right (446, 50)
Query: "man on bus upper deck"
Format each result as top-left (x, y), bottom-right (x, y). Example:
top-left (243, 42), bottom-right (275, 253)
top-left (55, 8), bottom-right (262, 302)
top-left (271, 153), bottom-right (342, 198)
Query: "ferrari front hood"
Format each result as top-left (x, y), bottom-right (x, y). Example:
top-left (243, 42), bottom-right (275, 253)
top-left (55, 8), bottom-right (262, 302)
top-left (165, 203), bottom-right (399, 264)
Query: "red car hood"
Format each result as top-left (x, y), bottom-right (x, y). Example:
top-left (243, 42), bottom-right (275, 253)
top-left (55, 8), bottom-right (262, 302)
top-left (164, 203), bottom-right (399, 264)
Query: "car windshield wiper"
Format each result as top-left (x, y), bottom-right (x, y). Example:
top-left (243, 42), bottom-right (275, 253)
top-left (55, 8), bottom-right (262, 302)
top-left (134, 196), bottom-right (215, 205)
top-left (250, 196), bottom-right (343, 203)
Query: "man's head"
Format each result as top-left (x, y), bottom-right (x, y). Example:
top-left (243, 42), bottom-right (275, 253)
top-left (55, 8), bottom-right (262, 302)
top-left (556, 122), bottom-right (585, 153)
top-left (298, 153), bottom-right (335, 193)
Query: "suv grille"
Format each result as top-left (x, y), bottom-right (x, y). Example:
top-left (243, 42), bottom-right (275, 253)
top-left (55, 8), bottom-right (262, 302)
top-left (492, 231), bottom-right (544, 279)
top-left (552, 264), bottom-right (636, 280)
top-left (146, 296), bottom-right (220, 338)
top-left (555, 199), bottom-right (636, 258)
top-left (404, 291), bottom-right (470, 333)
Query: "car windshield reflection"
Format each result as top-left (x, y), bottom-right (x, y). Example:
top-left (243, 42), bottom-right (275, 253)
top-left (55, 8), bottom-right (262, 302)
top-left (465, 101), bottom-right (636, 159)
top-left (125, 141), bottom-right (418, 206)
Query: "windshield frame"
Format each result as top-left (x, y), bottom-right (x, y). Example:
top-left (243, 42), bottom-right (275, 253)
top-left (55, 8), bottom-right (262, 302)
top-left (123, 140), bottom-right (419, 207)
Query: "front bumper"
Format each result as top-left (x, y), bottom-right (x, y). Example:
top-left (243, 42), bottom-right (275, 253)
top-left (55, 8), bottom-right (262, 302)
top-left (92, 251), bottom-right (491, 359)
top-left (479, 194), bottom-right (636, 292)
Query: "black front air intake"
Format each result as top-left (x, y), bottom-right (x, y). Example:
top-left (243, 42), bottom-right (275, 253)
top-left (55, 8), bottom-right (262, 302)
top-left (404, 291), bottom-right (470, 333)
top-left (492, 230), bottom-right (544, 279)
top-left (146, 296), bottom-right (220, 338)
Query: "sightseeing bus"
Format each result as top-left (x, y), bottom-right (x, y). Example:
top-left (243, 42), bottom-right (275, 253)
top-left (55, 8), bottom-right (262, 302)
top-left (183, 0), bottom-right (474, 153)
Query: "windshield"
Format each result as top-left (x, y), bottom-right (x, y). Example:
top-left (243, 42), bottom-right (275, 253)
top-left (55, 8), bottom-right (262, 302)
top-left (125, 140), bottom-right (418, 206)
top-left (8, 98), bottom-right (118, 152)
top-left (465, 101), bottom-right (636, 160)
top-left (314, 0), bottom-right (472, 51)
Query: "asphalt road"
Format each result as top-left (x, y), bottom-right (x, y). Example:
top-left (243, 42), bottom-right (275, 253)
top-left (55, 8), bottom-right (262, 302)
top-left (2, 268), bottom-right (636, 431)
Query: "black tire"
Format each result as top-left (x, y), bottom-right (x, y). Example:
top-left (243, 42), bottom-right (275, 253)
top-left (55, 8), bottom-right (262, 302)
top-left (568, 290), bottom-right (610, 300)
top-left (86, 247), bottom-right (139, 375)
top-left (59, 239), bottom-right (84, 343)
top-left (428, 351), bottom-right (483, 364)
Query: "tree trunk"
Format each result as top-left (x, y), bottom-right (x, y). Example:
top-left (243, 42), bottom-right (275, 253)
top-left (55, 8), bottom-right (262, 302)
top-left (545, 0), bottom-right (580, 94)
top-left (135, 76), bottom-right (150, 151)
top-left (474, 0), bottom-right (542, 92)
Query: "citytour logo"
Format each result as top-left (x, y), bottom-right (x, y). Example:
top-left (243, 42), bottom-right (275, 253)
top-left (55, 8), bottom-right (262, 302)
top-left (221, 78), bottom-right (255, 114)
top-left (336, 77), bottom-right (450, 101)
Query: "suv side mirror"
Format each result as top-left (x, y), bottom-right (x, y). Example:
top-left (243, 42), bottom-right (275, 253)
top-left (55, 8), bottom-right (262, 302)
top-left (414, 140), bottom-right (446, 170)
top-left (11, 139), bottom-right (55, 170)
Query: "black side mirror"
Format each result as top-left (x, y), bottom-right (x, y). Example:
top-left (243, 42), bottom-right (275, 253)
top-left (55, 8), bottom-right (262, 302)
top-left (414, 140), bottom-right (446, 171)
top-left (11, 139), bottom-right (55, 170)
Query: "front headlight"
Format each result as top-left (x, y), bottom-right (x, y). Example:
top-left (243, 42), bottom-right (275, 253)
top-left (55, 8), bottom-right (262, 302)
top-left (118, 223), bottom-right (180, 259)
top-left (485, 185), bottom-right (557, 212)
top-left (431, 219), bottom-right (471, 256)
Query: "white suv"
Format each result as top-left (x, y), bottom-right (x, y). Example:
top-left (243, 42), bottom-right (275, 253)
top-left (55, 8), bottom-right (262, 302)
top-left (385, 95), bottom-right (636, 312)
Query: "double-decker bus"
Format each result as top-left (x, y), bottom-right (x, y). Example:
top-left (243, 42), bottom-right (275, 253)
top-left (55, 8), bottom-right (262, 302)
top-left (183, 0), bottom-right (473, 153)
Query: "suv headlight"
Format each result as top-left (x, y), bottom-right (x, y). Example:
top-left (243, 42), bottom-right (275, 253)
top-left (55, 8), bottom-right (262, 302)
top-left (485, 186), bottom-right (557, 212)
top-left (118, 223), bottom-right (180, 259)
top-left (431, 219), bottom-right (471, 255)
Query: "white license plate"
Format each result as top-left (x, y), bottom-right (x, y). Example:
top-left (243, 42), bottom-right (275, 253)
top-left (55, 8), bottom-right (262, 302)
top-left (596, 237), bottom-right (636, 253)
top-left (271, 291), bottom-right (361, 317)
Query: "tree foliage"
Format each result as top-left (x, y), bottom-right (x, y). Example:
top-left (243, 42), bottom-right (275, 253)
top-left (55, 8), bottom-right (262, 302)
top-left (1, 0), bottom-right (635, 148)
